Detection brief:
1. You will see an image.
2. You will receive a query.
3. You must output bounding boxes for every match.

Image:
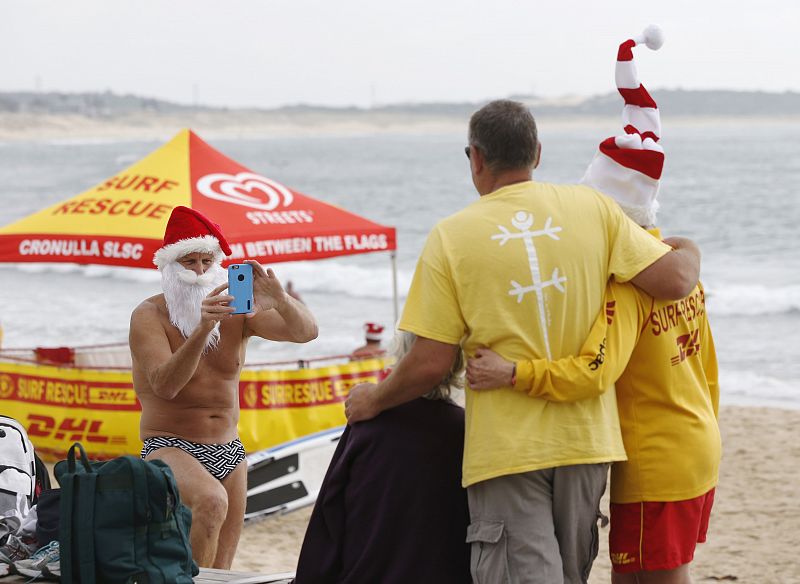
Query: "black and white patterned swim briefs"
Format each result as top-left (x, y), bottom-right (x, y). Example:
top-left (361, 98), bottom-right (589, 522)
top-left (140, 436), bottom-right (246, 481)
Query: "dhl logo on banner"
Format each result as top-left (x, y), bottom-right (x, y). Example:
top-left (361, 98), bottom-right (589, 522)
top-left (0, 357), bottom-right (389, 461)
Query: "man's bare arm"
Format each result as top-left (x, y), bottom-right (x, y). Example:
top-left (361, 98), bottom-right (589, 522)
top-left (243, 261), bottom-right (318, 342)
top-left (345, 336), bottom-right (458, 423)
top-left (130, 284), bottom-right (234, 400)
top-left (630, 236), bottom-right (700, 300)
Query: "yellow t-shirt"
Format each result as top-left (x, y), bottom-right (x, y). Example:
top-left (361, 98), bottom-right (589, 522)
top-left (515, 231), bottom-right (720, 502)
top-left (399, 181), bottom-right (671, 487)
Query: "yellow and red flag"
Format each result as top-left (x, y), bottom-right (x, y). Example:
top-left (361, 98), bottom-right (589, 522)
top-left (0, 129), bottom-right (396, 267)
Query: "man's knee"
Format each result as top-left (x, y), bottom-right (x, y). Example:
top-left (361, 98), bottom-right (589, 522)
top-left (190, 484), bottom-right (229, 525)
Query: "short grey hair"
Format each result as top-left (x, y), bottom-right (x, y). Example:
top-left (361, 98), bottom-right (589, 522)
top-left (468, 99), bottom-right (539, 172)
top-left (390, 331), bottom-right (464, 401)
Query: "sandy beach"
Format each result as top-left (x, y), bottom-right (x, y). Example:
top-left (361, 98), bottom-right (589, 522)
top-left (0, 111), bottom-right (471, 142)
top-left (36, 405), bottom-right (800, 581)
top-left (228, 405), bottom-right (800, 583)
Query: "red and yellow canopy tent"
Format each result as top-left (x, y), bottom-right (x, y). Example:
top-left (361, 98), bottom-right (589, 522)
top-left (0, 130), bottom-right (395, 459)
top-left (0, 129), bottom-right (398, 310)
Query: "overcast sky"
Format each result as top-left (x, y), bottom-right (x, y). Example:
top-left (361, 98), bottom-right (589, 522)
top-left (2, 0), bottom-right (798, 109)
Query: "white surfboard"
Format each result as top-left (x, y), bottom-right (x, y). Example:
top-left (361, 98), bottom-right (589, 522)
top-left (245, 426), bottom-right (345, 521)
top-left (197, 567), bottom-right (295, 583)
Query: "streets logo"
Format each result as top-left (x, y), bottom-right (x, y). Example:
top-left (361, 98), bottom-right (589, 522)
top-left (196, 172), bottom-right (294, 211)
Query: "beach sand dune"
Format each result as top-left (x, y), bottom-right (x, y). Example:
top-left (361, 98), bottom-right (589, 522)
top-left (233, 406), bottom-right (800, 583)
top-left (3, 112), bottom-right (796, 143)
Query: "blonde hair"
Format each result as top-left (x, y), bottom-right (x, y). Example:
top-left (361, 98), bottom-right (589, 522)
top-left (390, 331), bottom-right (464, 401)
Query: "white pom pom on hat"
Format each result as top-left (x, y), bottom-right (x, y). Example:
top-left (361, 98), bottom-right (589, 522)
top-left (581, 26), bottom-right (666, 227)
top-left (636, 24), bottom-right (665, 50)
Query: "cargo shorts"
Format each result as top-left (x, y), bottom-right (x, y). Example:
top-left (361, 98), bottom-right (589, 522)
top-left (466, 463), bottom-right (610, 584)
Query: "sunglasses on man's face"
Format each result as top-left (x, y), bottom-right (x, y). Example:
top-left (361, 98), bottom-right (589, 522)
top-left (464, 146), bottom-right (471, 159)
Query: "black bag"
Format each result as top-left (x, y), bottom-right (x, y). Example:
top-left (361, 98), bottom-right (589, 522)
top-left (55, 442), bottom-right (198, 584)
top-left (35, 488), bottom-right (60, 546)
top-left (33, 452), bottom-right (51, 504)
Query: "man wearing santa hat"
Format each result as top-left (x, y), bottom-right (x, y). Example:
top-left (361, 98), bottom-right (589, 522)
top-left (350, 322), bottom-right (385, 359)
top-left (464, 27), bottom-right (720, 584)
top-left (345, 26), bottom-right (706, 584)
top-left (129, 206), bottom-right (318, 569)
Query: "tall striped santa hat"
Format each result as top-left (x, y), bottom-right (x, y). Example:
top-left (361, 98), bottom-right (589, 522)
top-left (153, 205), bottom-right (232, 269)
top-left (581, 25), bottom-right (665, 226)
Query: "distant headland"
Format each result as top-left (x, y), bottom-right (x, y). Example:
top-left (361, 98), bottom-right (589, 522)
top-left (1, 89), bottom-right (798, 141)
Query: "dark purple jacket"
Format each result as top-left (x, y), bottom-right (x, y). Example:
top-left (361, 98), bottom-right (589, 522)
top-left (294, 398), bottom-right (470, 584)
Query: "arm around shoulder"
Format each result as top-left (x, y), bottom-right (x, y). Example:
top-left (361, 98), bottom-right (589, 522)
top-left (630, 236), bottom-right (701, 300)
top-left (345, 336), bottom-right (458, 423)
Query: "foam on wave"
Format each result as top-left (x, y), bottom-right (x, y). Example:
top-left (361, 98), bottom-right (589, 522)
top-left (3, 260), bottom-right (415, 299)
top-left (8, 264), bottom-right (800, 315)
top-left (706, 284), bottom-right (800, 317)
top-left (719, 369), bottom-right (800, 409)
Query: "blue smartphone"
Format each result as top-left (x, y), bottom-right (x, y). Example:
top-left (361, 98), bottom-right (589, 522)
top-left (227, 263), bottom-right (254, 314)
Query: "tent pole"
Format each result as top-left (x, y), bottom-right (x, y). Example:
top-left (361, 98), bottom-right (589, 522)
top-left (390, 251), bottom-right (399, 325)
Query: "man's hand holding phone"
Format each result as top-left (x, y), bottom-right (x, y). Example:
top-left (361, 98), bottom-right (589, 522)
top-left (200, 284), bottom-right (236, 327)
top-left (244, 260), bottom-right (291, 317)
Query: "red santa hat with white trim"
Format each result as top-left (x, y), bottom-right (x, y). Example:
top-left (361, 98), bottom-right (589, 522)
top-left (153, 205), bottom-right (232, 269)
top-left (364, 322), bottom-right (385, 342)
top-left (581, 25), bottom-right (665, 226)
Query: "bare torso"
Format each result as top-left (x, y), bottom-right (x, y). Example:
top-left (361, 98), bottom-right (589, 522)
top-left (132, 294), bottom-right (247, 444)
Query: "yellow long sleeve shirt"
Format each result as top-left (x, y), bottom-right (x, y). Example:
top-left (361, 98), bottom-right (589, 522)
top-left (515, 230), bottom-right (720, 503)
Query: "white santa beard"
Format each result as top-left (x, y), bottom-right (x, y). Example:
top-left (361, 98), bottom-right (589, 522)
top-left (161, 262), bottom-right (228, 350)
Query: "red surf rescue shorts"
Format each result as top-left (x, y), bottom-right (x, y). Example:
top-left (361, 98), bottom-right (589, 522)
top-left (609, 488), bottom-right (715, 573)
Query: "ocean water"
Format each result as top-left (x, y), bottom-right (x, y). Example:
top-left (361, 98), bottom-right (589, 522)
top-left (0, 121), bottom-right (798, 408)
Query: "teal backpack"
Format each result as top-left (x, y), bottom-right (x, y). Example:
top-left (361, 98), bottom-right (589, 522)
top-left (55, 442), bottom-right (199, 584)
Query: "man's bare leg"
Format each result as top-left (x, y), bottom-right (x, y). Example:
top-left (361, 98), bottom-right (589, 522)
top-left (637, 565), bottom-right (692, 584)
top-left (145, 447), bottom-right (229, 567)
top-left (613, 565), bottom-right (692, 584)
top-left (212, 461), bottom-right (247, 569)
